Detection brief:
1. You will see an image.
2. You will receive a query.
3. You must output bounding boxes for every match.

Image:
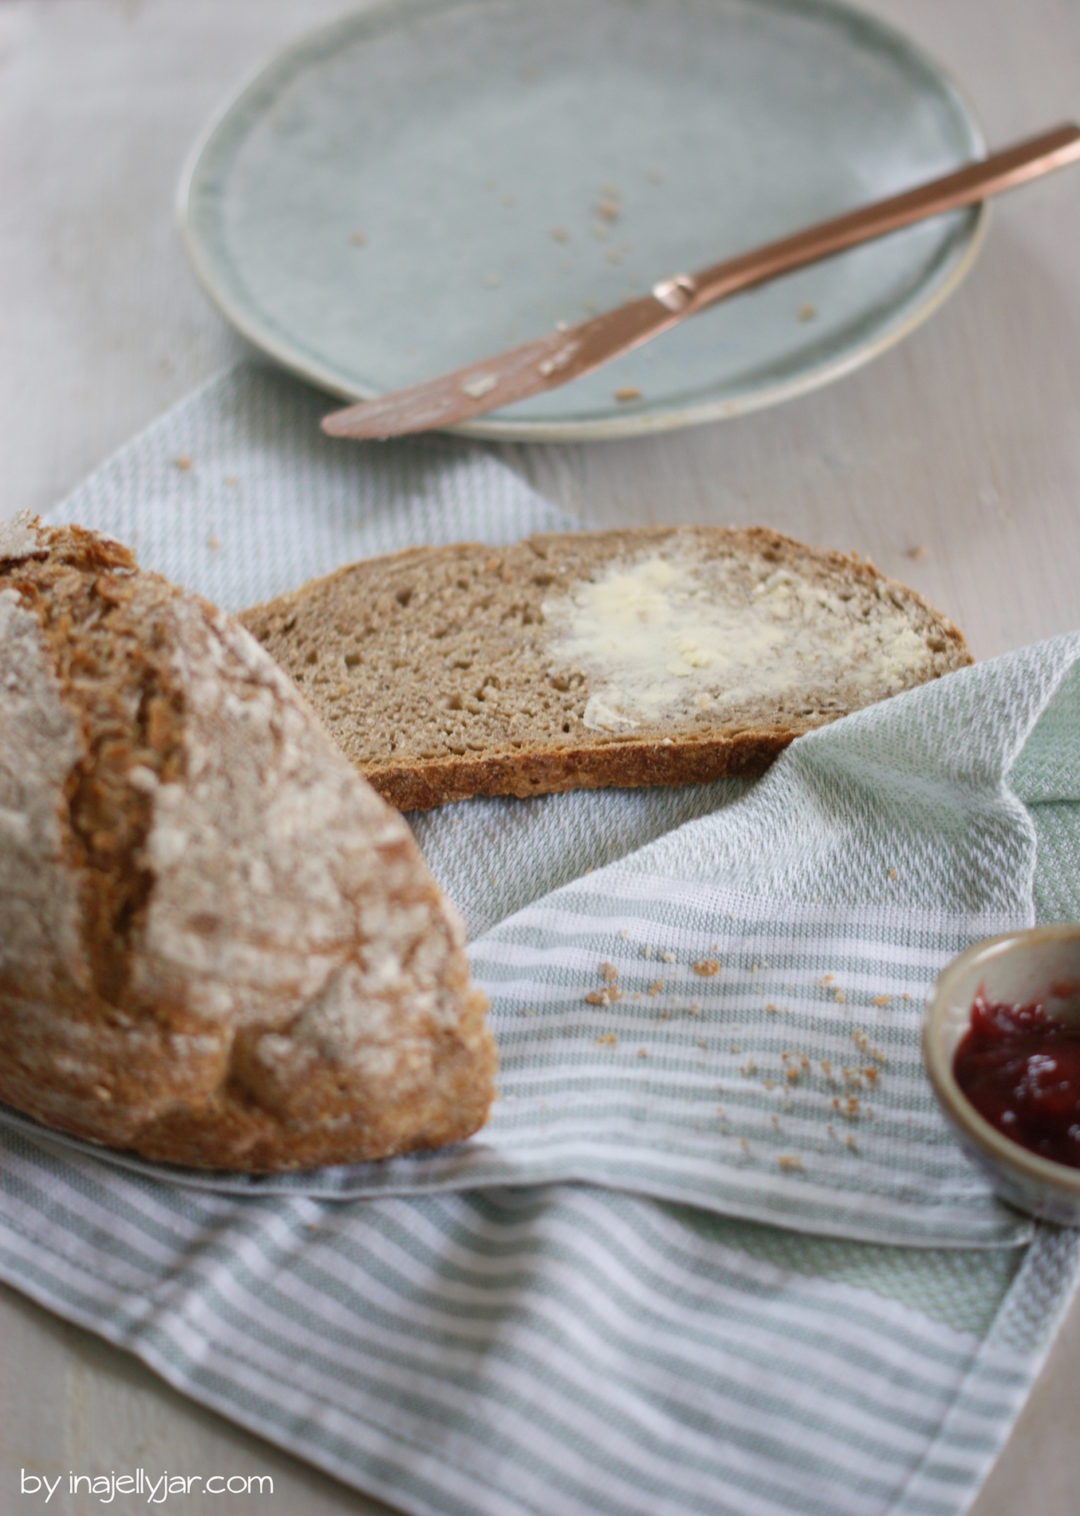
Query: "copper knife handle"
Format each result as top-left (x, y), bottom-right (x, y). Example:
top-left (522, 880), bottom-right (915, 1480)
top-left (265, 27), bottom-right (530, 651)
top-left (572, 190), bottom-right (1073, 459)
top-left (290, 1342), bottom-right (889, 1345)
top-left (658, 122), bottom-right (1080, 315)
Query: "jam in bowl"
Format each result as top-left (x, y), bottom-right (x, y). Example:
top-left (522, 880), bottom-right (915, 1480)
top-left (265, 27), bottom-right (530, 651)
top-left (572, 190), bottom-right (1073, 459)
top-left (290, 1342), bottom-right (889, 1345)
top-left (923, 926), bottom-right (1080, 1223)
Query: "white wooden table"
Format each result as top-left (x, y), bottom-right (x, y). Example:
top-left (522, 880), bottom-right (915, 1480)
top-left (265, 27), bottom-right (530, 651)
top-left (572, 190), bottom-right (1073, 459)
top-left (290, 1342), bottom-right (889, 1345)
top-left (2, 1), bottom-right (1079, 1511)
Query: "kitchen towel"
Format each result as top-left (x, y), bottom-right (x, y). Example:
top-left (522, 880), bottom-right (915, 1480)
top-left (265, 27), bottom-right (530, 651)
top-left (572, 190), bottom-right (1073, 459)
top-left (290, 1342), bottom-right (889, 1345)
top-left (4, 366), bottom-right (1078, 1249)
top-left (2, 363), bottom-right (1078, 1516)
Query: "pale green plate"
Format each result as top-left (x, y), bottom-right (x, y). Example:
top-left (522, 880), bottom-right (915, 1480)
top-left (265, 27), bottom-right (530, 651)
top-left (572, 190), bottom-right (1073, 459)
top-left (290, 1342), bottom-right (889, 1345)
top-left (177, 0), bottom-right (985, 441)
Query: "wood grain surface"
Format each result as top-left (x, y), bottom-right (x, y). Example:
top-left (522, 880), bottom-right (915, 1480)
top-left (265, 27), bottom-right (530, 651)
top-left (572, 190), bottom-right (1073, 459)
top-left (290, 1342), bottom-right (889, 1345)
top-left (2, 1), bottom-right (1079, 1512)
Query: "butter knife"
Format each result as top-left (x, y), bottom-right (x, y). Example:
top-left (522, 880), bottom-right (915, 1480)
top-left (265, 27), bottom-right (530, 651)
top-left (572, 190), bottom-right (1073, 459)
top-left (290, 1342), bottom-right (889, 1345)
top-left (322, 122), bottom-right (1080, 441)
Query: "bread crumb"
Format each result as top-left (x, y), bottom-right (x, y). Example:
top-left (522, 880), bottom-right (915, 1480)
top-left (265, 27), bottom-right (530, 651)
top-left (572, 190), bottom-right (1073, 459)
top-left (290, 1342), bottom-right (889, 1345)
top-left (599, 961), bottom-right (619, 982)
top-left (833, 987), bottom-right (847, 1004)
top-left (796, 302), bottom-right (817, 322)
top-left (660, 950), bottom-right (676, 964)
top-left (888, 867), bottom-right (898, 880)
top-left (550, 226), bottom-right (570, 243)
top-left (597, 197), bottom-right (620, 222)
top-left (739, 1136), bottom-right (749, 1152)
top-left (93, 1084), bottom-right (112, 1102)
top-left (784, 1065), bottom-right (800, 1085)
top-left (595, 1033), bottom-right (617, 1046)
top-left (821, 973), bottom-right (834, 986)
top-left (846, 1134), bottom-right (858, 1152)
top-left (740, 1058), bottom-right (757, 1077)
top-left (820, 1059), bottom-right (832, 1078)
top-left (872, 994), bottom-right (891, 1008)
top-left (348, 230), bottom-right (368, 247)
top-left (688, 1002), bottom-right (701, 1017)
top-left (763, 1077), bottom-right (775, 1090)
top-left (614, 386), bottom-right (642, 402)
top-left (863, 1066), bottom-right (879, 1085)
top-left (206, 535), bottom-right (220, 551)
top-left (692, 959), bottom-right (721, 977)
top-left (908, 545), bottom-right (928, 560)
top-left (777, 1154), bottom-right (804, 1172)
top-left (764, 1003), bottom-right (778, 1015)
top-left (646, 979), bottom-right (663, 996)
top-left (584, 990), bottom-right (607, 1006)
top-left (852, 1029), bottom-right (885, 1063)
top-left (643, 945), bottom-right (653, 960)
top-left (637, 1047), bottom-right (648, 1059)
top-left (173, 455), bottom-right (193, 472)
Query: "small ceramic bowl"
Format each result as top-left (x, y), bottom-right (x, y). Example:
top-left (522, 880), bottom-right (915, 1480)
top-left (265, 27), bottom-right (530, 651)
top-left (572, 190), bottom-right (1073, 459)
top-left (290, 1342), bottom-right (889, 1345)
top-left (923, 925), bottom-right (1080, 1225)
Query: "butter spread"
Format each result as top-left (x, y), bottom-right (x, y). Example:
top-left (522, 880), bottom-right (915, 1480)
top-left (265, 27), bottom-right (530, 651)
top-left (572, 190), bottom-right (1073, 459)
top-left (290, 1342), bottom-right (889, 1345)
top-left (542, 552), bottom-right (933, 733)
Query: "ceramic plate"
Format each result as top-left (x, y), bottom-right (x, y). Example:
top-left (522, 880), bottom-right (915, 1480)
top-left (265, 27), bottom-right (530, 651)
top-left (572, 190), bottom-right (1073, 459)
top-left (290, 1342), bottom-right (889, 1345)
top-left (178, 0), bottom-right (985, 441)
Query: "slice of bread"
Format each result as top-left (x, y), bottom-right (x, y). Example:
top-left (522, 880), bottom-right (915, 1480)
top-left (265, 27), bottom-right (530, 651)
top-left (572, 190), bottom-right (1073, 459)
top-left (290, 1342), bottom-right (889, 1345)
top-left (241, 526), bottom-right (970, 812)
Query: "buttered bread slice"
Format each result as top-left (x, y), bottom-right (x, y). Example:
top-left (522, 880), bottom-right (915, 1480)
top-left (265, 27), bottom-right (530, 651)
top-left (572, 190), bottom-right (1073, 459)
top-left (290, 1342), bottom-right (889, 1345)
top-left (240, 526), bottom-right (970, 811)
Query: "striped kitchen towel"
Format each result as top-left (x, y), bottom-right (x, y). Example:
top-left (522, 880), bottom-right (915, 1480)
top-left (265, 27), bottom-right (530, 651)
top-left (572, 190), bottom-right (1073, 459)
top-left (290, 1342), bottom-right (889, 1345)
top-left (1, 363), bottom-right (1078, 1516)
top-left (2, 1138), bottom-right (1078, 1516)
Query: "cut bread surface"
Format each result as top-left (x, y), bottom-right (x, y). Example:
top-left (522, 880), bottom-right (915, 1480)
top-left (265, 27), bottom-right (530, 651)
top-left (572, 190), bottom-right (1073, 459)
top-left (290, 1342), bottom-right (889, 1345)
top-left (241, 526), bottom-right (970, 811)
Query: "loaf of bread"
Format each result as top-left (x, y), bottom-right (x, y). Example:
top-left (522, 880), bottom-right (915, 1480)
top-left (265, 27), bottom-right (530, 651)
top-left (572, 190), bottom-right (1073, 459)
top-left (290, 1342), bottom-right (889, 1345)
top-left (241, 525), bottom-right (971, 811)
top-left (0, 515), bottom-right (495, 1171)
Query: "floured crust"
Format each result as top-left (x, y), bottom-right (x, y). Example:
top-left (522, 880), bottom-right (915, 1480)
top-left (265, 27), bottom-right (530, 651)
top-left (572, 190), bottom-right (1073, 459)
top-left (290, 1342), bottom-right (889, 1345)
top-left (241, 525), bottom-right (972, 811)
top-left (0, 515), bottom-right (495, 1170)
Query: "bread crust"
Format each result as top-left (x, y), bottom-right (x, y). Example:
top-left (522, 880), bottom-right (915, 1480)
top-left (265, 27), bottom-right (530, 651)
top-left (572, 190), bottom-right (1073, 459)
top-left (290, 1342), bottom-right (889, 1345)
top-left (364, 729), bottom-right (789, 811)
top-left (242, 525), bottom-right (971, 812)
top-left (0, 516), bottom-right (495, 1170)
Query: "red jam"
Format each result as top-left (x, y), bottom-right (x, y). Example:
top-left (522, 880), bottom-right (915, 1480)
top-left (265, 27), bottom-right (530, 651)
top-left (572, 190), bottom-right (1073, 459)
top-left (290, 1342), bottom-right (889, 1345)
top-left (953, 990), bottom-right (1080, 1168)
